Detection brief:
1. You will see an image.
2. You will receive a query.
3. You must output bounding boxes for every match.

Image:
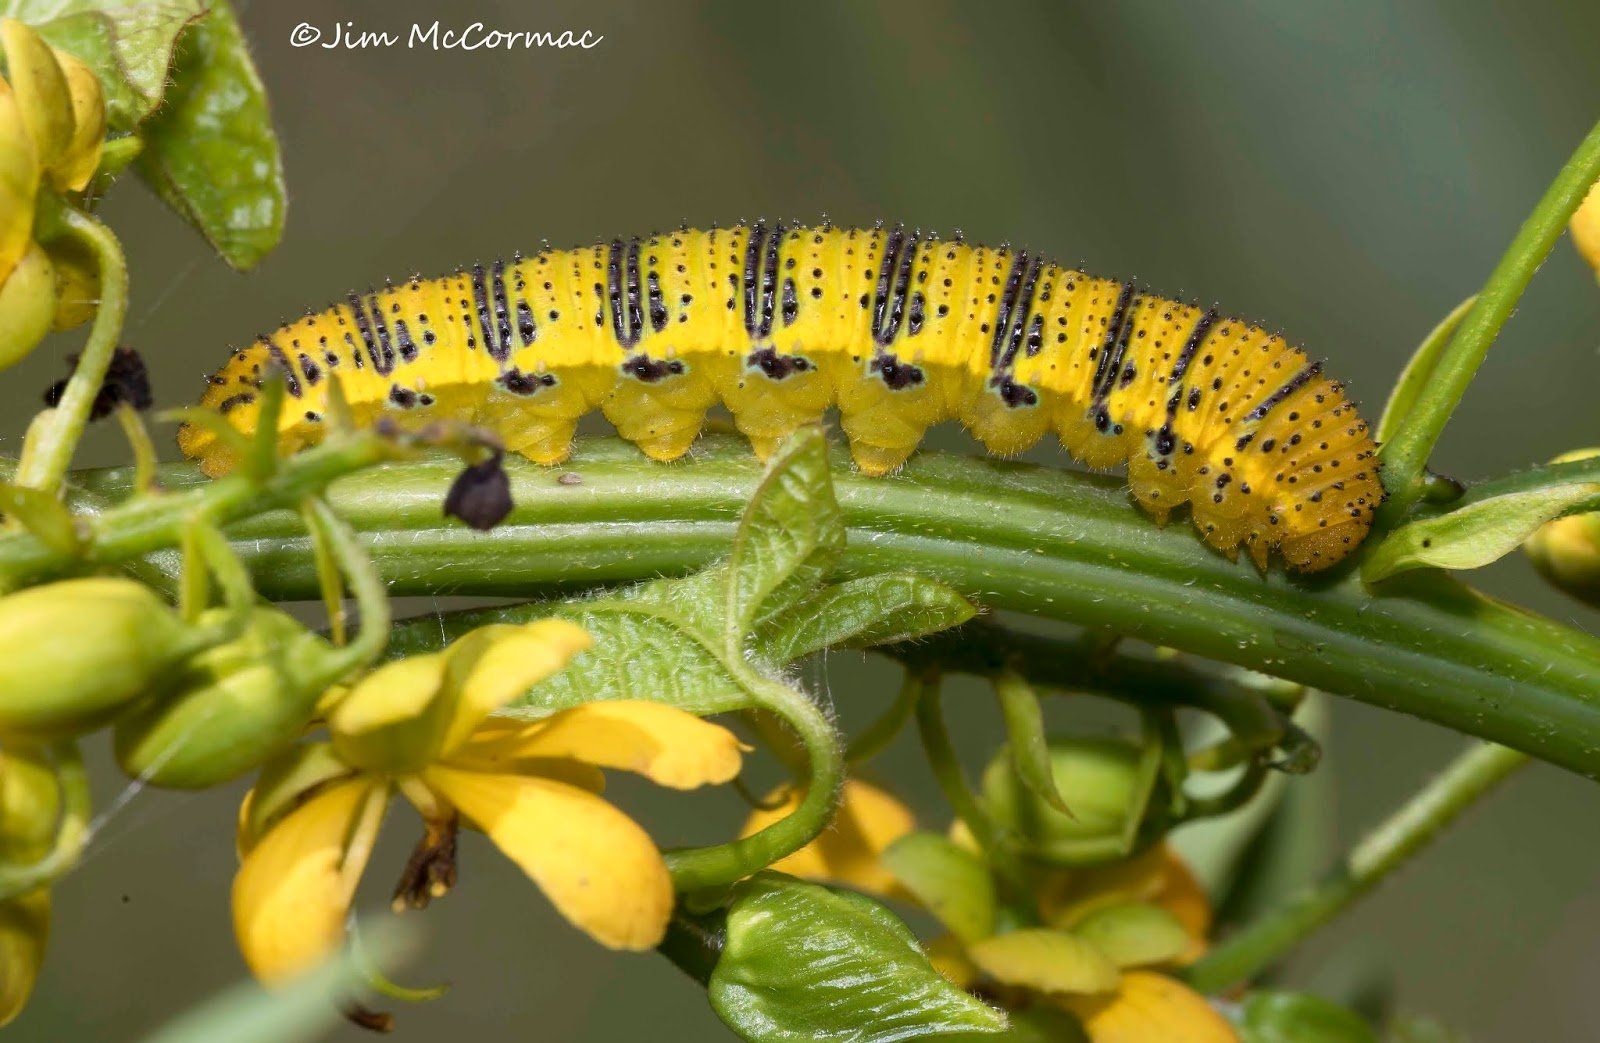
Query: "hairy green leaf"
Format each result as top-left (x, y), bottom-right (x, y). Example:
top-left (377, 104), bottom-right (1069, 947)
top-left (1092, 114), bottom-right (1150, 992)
top-left (1363, 483), bottom-right (1600, 582)
top-left (882, 831), bottom-right (997, 943)
top-left (757, 572), bottom-right (975, 663)
top-left (724, 427), bottom-right (844, 644)
top-left (136, 0), bottom-right (285, 269)
top-left (708, 873), bottom-right (1007, 1043)
top-left (1241, 991), bottom-right (1378, 1043)
top-left (11, 0), bottom-right (205, 130)
top-left (1375, 297), bottom-right (1475, 445)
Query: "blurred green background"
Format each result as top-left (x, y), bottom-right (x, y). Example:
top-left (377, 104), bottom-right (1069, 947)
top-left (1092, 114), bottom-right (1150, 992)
top-left (10, 0), bottom-right (1600, 1038)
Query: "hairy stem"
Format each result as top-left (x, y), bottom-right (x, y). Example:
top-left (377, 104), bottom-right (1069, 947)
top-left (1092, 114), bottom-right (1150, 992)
top-left (1378, 117), bottom-right (1600, 519)
top-left (664, 674), bottom-right (843, 892)
top-left (1185, 741), bottom-right (1528, 993)
top-left (54, 440), bottom-right (1600, 776)
top-left (14, 209), bottom-right (129, 493)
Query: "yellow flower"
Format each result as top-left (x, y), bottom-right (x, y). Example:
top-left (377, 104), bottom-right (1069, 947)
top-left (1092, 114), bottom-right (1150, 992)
top-left (231, 619), bottom-right (747, 984)
top-left (761, 782), bottom-right (1233, 1042)
top-left (739, 778), bottom-right (914, 898)
top-left (0, 19), bottom-right (108, 366)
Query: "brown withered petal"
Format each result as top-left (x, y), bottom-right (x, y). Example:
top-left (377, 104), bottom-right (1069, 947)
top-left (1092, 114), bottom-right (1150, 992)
top-left (443, 452), bottom-right (513, 531)
top-left (43, 345), bottom-right (152, 420)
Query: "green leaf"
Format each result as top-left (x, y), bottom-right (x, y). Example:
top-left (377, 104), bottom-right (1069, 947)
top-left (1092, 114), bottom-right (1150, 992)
top-left (1241, 991), bottom-right (1378, 1043)
top-left (135, 0), bottom-right (285, 269)
top-left (724, 427), bottom-right (845, 645)
top-left (756, 572), bottom-right (976, 663)
top-left (882, 831), bottom-right (997, 943)
top-left (514, 602), bottom-right (752, 717)
top-left (994, 671), bottom-right (1072, 816)
top-left (136, 919), bottom-right (417, 1043)
top-left (11, 0), bottom-right (206, 131)
top-left (1363, 483), bottom-right (1600, 582)
top-left (1069, 902), bottom-right (1190, 968)
top-left (708, 873), bottom-right (1008, 1043)
top-left (1375, 297), bottom-right (1475, 445)
top-left (947, 1006), bottom-right (1089, 1043)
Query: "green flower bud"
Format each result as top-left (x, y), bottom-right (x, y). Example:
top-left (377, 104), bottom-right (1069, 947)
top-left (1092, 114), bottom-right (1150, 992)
top-left (1525, 449), bottom-right (1600, 609)
top-left (113, 607), bottom-right (337, 789)
top-left (981, 737), bottom-right (1164, 866)
top-left (0, 242), bottom-right (57, 370)
top-left (0, 578), bottom-right (197, 738)
top-left (0, 749), bottom-right (60, 862)
top-left (0, 887), bottom-right (47, 1028)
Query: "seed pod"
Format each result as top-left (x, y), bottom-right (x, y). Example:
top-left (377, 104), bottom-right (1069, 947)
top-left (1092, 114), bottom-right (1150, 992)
top-left (113, 607), bottom-right (337, 789)
top-left (0, 578), bottom-right (196, 738)
top-left (981, 737), bottom-right (1165, 867)
top-left (0, 243), bottom-right (56, 370)
top-left (1525, 449), bottom-right (1600, 609)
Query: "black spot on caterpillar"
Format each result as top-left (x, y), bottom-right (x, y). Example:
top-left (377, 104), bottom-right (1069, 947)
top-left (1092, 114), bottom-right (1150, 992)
top-left (180, 223), bottom-right (1382, 571)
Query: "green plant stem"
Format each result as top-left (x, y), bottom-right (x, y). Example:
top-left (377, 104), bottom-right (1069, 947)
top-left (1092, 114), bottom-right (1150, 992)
top-left (1378, 117), bottom-right (1600, 521)
top-left (54, 440), bottom-right (1600, 777)
top-left (1185, 741), bottom-right (1528, 993)
top-left (0, 431), bottom-right (402, 591)
top-left (664, 674), bottom-right (843, 892)
top-left (14, 209), bottom-right (129, 494)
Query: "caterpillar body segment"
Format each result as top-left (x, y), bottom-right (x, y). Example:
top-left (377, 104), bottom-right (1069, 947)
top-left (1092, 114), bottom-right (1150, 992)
top-left (182, 224), bottom-right (1382, 571)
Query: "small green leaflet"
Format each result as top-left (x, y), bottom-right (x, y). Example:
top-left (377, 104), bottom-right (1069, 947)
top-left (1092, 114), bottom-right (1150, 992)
top-left (1239, 990), bottom-right (1378, 1043)
top-left (1363, 483), bottom-right (1600, 582)
top-left (882, 831), bottom-right (997, 944)
top-left (708, 873), bottom-right (1008, 1043)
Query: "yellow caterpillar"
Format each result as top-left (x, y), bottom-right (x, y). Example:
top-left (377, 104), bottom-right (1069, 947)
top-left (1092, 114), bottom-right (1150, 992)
top-left (181, 223), bottom-right (1382, 571)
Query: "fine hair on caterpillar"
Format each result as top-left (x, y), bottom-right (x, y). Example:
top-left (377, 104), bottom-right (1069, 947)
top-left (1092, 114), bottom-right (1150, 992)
top-left (180, 222), bottom-right (1383, 572)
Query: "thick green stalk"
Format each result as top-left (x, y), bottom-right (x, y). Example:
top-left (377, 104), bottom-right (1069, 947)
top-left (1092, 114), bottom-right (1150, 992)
top-left (1378, 118), bottom-right (1600, 519)
top-left (1185, 741), bottom-right (1528, 993)
top-left (15, 209), bottom-right (129, 493)
top-left (51, 439), bottom-right (1600, 777)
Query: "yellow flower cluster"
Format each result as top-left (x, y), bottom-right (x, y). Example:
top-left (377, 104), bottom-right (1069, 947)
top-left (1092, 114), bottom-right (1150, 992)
top-left (746, 780), bottom-right (1239, 1043)
top-left (0, 18), bottom-right (107, 367)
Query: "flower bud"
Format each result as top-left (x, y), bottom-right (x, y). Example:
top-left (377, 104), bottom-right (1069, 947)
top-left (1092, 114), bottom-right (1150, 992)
top-left (0, 20), bottom-right (73, 174)
top-left (1525, 449), bottom-right (1600, 608)
top-left (0, 578), bottom-right (195, 738)
top-left (44, 232), bottom-right (95, 331)
top-left (48, 48), bottom-right (102, 193)
top-left (113, 608), bottom-right (337, 789)
top-left (0, 86), bottom-right (39, 290)
top-left (0, 887), bottom-right (47, 1028)
top-left (981, 737), bottom-right (1164, 866)
top-left (0, 749), bottom-right (60, 862)
top-left (0, 242), bottom-right (56, 370)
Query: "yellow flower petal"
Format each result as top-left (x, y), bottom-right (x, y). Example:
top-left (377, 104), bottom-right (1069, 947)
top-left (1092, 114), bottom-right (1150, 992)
top-left (231, 778), bottom-right (386, 983)
top-left (454, 701), bottom-right (745, 789)
top-left (740, 779), bottom-right (914, 898)
top-left (0, 85), bottom-right (38, 287)
top-left (0, 888), bottom-right (48, 1028)
top-left (330, 620), bottom-right (591, 772)
top-left (436, 620), bottom-right (593, 756)
top-left (925, 932), bottom-right (978, 989)
top-left (968, 928), bottom-right (1120, 996)
top-left (49, 49), bottom-right (103, 192)
top-left (1573, 179), bottom-right (1600, 284)
top-left (423, 765), bottom-right (671, 950)
top-left (1058, 970), bottom-right (1239, 1043)
top-left (0, 20), bottom-right (72, 171)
